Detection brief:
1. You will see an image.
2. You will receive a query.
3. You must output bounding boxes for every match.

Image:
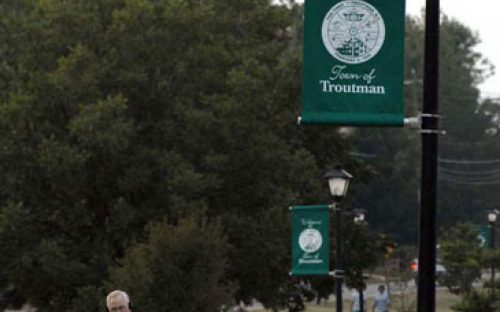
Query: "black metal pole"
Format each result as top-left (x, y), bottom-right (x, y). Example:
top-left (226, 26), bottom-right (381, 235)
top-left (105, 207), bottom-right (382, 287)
top-left (359, 288), bottom-right (364, 312)
top-left (491, 222), bottom-right (496, 297)
top-left (336, 207), bottom-right (343, 312)
top-left (417, 0), bottom-right (440, 312)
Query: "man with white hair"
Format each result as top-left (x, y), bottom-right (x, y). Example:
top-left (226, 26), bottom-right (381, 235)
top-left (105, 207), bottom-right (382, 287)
top-left (106, 290), bottom-right (132, 312)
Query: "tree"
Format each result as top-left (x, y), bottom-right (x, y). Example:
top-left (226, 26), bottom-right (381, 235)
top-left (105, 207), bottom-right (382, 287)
top-left (451, 290), bottom-right (498, 312)
top-left (342, 219), bottom-right (383, 290)
top-left (106, 216), bottom-right (232, 312)
top-left (3, 2), bottom-right (495, 310)
top-left (436, 15), bottom-right (498, 230)
top-left (439, 223), bottom-right (483, 295)
top-left (309, 216), bottom-right (384, 306)
top-left (353, 13), bottom-right (497, 244)
top-left (0, 1), bottom-right (356, 310)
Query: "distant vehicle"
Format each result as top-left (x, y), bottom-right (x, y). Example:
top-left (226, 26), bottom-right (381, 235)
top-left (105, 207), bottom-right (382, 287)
top-left (411, 258), bottom-right (447, 284)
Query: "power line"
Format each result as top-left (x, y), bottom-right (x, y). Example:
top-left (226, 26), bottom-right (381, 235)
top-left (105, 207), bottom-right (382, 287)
top-left (439, 175), bottom-right (500, 186)
top-left (438, 158), bottom-right (500, 165)
top-left (439, 167), bottom-right (500, 176)
top-left (440, 171), bottom-right (500, 181)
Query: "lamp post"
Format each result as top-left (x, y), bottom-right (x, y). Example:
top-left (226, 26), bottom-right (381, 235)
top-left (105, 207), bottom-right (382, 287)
top-left (324, 165), bottom-right (353, 312)
top-left (488, 211), bottom-right (497, 297)
top-left (353, 209), bottom-right (367, 312)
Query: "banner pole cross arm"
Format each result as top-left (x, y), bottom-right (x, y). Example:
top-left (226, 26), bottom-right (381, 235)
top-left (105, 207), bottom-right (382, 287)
top-left (328, 270), bottom-right (345, 279)
top-left (404, 113), bottom-right (446, 135)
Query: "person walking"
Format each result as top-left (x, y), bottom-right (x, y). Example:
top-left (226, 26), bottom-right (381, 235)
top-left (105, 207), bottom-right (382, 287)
top-left (350, 286), bottom-right (367, 312)
top-left (372, 284), bottom-right (390, 312)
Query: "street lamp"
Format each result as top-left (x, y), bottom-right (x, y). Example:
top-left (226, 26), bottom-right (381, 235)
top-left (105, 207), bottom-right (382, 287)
top-left (324, 165), bottom-right (353, 312)
top-left (488, 210), bottom-right (497, 297)
top-left (325, 165), bottom-right (352, 201)
top-left (488, 211), bottom-right (497, 223)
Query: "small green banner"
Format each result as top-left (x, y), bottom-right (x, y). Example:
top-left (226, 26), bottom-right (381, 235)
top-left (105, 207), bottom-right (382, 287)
top-left (478, 225), bottom-right (490, 248)
top-left (300, 0), bottom-right (406, 126)
top-left (291, 205), bottom-right (330, 276)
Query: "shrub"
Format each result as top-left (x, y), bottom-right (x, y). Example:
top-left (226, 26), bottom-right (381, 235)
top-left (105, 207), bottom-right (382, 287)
top-left (451, 290), bottom-right (497, 312)
top-left (106, 216), bottom-right (233, 312)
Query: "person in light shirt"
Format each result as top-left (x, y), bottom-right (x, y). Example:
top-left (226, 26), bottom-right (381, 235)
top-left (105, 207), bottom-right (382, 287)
top-left (372, 284), bottom-right (390, 312)
top-left (350, 285), bottom-right (367, 312)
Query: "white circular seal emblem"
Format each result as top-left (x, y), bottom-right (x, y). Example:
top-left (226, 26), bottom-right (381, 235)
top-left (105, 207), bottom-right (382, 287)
top-left (321, 0), bottom-right (385, 64)
top-left (298, 229), bottom-right (323, 253)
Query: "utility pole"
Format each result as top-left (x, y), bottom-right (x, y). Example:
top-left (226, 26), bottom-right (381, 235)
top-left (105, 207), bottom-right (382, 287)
top-left (417, 0), bottom-right (440, 312)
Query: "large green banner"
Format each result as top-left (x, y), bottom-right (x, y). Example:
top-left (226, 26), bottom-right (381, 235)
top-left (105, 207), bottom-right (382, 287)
top-left (291, 205), bottom-right (330, 276)
top-left (300, 0), bottom-right (406, 126)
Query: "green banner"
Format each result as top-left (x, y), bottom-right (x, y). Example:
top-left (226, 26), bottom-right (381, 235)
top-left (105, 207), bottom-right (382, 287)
top-left (478, 225), bottom-right (491, 248)
top-left (291, 205), bottom-right (330, 276)
top-left (300, 0), bottom-right (406, 126)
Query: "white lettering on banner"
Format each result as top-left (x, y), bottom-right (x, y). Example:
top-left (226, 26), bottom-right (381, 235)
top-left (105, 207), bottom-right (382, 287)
top-left (319, 80), bottom-right (386, 94)
top-left (301, 218), bottom-right (322, 227)
top-left (299, 259), bottom-right (323, 264)
top-left (319, 65), bottom-right (386, 95)
top-left (299, 252), bottom-right (323, 264)
top-left (330, 65), bottom-right (376, 84)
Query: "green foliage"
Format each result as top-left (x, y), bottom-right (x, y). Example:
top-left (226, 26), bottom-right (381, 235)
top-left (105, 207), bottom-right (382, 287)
top-left (343, 221), bottom-right (384, 289)
top-left (439, 223), bottom-right (483, 295)
top-left (354, 13), bottom-right (497, 244)
top-left (0, 0), bottom-right (348, 310)
top-left (107, 216), bottom-right (232, 312)
top-left (224, 208), bottom-right (290, 310)
top-left (451, 290), bottom-right (498, 312)
top-left (436, 15), bottom-right (497, 229)
top-left (0, 1), bottom-right (497, 311)
top-left (309, 218), bottom-right (384, 302)
top-left (67, 285), bottom-right (105, 312)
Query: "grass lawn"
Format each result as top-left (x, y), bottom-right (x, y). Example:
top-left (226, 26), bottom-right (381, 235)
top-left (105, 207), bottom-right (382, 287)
top-left (253, 288), bottom-right (460, 312)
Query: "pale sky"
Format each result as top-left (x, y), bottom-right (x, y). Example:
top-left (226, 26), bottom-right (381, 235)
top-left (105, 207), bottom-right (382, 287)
top-left (287, 0), bottom-right (500, 98)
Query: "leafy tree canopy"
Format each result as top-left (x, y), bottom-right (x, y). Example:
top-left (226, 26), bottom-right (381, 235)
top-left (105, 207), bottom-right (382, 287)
top-left (0, 1), bottom-right (497, 310)
top-left (0, 1), bottom-right (353, 310)
top-left (439, 223), bottom-right (483, 295)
